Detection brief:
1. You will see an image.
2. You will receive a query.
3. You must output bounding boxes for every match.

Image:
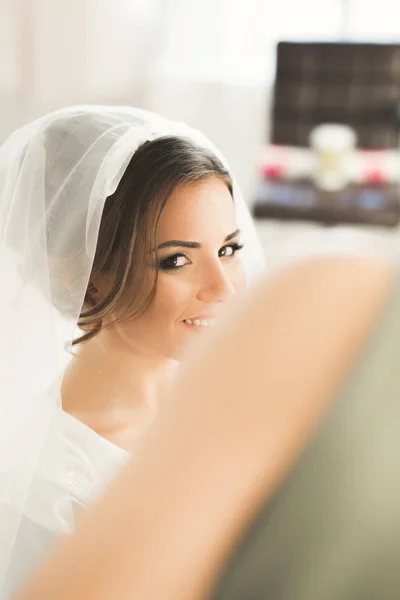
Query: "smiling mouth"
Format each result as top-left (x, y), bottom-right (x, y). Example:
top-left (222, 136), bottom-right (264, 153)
top-left (183, 318), bottom-right (216, 328)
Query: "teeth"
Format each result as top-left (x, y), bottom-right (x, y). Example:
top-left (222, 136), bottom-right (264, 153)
top-left (184, 319), bottom-right (215, 328)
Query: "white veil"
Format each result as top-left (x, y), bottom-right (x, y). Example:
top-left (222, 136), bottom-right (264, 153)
top-left (0, 105), bottom-right (265, 592)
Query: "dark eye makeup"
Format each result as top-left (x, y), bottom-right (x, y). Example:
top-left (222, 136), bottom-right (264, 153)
top-left (158, 242), bottom-right (244, 271)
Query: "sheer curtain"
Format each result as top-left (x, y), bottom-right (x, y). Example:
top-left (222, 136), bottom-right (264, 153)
top-left (154, 0), bottom-right (400, 84)
top-left (1, 0), bottom-right (400, 197)
top-left (144, 0), bottom-right (345, 198)
top-left (0, 0), bottom-right (164, 139)
top-left (153, 0), bottom-right (344, 86)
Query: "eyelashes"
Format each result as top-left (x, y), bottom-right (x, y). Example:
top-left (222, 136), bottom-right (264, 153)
top-left (158, 242), bottom-right (244, 271)
top-left (218, 242), bottom-right (244, 258)
top-left (158, 254), bottom-right (190, 271)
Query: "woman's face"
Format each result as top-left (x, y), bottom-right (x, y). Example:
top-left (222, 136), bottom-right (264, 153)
top-left (111, 176), bottom-right (246, 359)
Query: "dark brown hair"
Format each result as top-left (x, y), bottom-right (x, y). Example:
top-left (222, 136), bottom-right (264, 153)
top-left (74, 135), bottom-right (232, 344)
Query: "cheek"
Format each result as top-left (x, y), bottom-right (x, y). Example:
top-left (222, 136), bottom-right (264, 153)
top-left (151, 275), bottom-right (194, 322)
top-left (230, 261), bottom-right (247, 293)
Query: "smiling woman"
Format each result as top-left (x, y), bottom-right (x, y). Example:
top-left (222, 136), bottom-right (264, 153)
top-left (70, 140), bottom-right (244, 351)
top-left (150, 177), bottom-right (246, 339)
top-left (61, 142), bottom-right (248, 430)
top-left (0, 105), bottom-right (264, 598)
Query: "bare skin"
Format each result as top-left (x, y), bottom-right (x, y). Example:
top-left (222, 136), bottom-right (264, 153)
top-left (18, 255), bottom-right (394, 600)
top-left (61, 177), bottom-right (245, 451)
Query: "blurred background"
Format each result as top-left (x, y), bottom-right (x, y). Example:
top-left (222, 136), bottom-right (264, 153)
top-left (1, 0), bottom-right (400, 255)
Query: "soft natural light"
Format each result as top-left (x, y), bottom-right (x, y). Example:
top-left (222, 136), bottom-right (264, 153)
top-left (153, 0), bottom-right (400, 85)
top-left (347, 0), bottom-right (400, 40)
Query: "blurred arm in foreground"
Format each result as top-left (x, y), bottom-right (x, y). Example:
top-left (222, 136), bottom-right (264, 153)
top-left (17, 255), bottom-right (394, 600)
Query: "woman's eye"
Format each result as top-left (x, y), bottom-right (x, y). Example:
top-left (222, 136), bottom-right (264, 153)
top-left (219, 243), bottom-right (244, 258)
top-left (159, 254), bottom-right (190, 271)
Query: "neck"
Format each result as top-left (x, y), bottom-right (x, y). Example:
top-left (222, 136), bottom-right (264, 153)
top-left (61, 330), bottom-right (178, 444)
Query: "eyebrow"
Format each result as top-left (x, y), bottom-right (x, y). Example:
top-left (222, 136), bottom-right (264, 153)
top-left (155, 228), bottom-right (241, 251)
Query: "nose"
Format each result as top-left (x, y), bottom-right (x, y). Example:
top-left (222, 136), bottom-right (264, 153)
top-left (196, 259), bottom-right (236, 304)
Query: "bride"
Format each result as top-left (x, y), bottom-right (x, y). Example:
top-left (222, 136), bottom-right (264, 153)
top-left (0, 105), bottom-right (264, 597)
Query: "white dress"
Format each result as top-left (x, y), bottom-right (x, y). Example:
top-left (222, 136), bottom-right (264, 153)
top-left (2, 408), bottom-right (129, 598)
